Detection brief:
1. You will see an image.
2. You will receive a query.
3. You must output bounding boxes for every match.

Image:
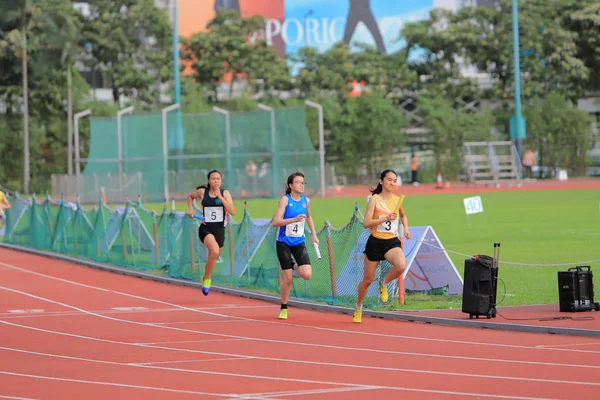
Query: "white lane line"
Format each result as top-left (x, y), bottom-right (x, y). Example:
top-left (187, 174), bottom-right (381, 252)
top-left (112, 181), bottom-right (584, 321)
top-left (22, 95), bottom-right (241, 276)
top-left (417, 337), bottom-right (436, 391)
top-left (137, 339), bottom-right (248, 345)
top-left (0, 305), bottom-right (273, 319)
top-left (0, 395), bottom-right (39, 400)
top-left (0, 370), bottom-right (230, 397)
top-left (130, 357), bottom-right (255, 366)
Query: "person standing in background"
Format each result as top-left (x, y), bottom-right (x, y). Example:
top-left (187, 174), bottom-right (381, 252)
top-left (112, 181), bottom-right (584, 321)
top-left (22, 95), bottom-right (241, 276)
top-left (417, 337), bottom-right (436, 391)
top-left (522, 149), bottom-right (535, 179)
top-left (411, 153), bottom-right (419, 185)
top-left (246, 160), bottom-right (257, 197)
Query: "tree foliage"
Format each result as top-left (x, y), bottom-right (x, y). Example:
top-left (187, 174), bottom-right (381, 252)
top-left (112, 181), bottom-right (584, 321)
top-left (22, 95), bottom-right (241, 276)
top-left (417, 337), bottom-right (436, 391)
top-left (181, 10), bottom-right (290, 102)
top-left (418, 96), bottom-right (494, 180)
top-left (524, 93), bottom-right (593, 175)
top-left (326, 92), bottom-right (409, 176)
top-left (78, 0), bottom-right (173, 106)
top-left (1, 0), bottom-right (599, 193)
top-left (0, 0), bottom-right (89, 190)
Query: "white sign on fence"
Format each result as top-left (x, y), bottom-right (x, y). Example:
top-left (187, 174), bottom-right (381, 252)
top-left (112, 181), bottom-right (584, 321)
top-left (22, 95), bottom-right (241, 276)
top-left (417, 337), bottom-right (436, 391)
top-left (464, 196), bottom-right (484, 215)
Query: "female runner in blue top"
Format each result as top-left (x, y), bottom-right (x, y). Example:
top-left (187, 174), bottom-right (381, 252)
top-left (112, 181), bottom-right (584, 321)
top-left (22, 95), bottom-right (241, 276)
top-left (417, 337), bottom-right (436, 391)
top-left (272, 172), bottom-right (319, 320)
top-left (187, 170), bottom-right (236, 296)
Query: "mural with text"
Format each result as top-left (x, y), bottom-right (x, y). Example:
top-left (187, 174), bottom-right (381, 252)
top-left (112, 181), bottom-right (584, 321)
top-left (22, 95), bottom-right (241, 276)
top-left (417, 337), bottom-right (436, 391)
top-left (180, 0), bottom-right (433, 64)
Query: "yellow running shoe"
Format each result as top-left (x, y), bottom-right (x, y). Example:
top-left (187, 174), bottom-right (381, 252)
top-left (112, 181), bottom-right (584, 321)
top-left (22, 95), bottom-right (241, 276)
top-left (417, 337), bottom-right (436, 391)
top-left (352, 310), bottom-right (362, 324)
top-left (202, 278), bottom-right (211, 296)
top-left (379, 282), bottom-right (389, 303)
top-left (278, 308), bottom-right (288, 320)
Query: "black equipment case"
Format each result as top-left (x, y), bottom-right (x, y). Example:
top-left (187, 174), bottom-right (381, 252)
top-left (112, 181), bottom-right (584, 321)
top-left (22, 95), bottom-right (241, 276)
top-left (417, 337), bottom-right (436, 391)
top-left (462, 242), bottom-right (500, 319)
top-left (557, 266), bottom-right (600, 312)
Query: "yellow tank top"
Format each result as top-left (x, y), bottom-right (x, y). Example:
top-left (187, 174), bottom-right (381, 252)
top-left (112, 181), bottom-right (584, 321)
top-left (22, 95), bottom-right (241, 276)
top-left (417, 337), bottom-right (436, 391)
top-left (370, 194), bottom-right (405, 239)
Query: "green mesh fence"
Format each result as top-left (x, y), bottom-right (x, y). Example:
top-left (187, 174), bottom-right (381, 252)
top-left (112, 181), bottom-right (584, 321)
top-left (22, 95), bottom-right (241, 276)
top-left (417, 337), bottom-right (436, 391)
top-left (81, 108), bottom-right (321, 202)
top-left (2, 194), bottom-right (404, 309)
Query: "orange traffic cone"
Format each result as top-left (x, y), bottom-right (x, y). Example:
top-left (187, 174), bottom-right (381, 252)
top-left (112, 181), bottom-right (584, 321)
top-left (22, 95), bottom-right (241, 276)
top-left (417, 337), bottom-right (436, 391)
top-left (436, 171), bottom-right (444, 189)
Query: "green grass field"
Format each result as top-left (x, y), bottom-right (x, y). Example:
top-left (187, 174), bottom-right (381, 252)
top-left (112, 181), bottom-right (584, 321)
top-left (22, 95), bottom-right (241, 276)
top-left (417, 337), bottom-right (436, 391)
top-left (133, 189), bottom-right (600, 309)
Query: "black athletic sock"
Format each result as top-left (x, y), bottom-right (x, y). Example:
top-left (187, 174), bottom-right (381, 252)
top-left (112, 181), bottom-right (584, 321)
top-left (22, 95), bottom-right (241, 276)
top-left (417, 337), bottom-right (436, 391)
top-left (281, 303), bottom-right (288, 309)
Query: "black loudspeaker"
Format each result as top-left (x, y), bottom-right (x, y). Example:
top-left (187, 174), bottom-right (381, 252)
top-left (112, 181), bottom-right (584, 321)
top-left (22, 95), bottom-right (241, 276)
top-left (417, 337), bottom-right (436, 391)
top-left (558, 266), bottom-right (600, 312)
top-left (462, 243), bottom-right (500, 319)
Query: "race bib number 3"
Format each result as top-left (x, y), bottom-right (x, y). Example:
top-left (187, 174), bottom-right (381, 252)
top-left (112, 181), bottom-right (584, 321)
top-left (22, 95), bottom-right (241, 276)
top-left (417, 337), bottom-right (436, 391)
top-left (377, 217), bottom-right (398, 234)
top-left (286, 220), bottom-right (305, 238)
top-left (204, 207), bottom-right (224, 222)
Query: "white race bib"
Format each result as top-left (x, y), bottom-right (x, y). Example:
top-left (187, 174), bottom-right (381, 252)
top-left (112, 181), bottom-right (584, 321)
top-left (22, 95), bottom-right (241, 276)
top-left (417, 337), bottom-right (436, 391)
top-left (376, 216), bottom-right (398, 235)
top-left (204, 206), bottom-right (224, 223)
top-left (285, 220), bottom-right (305, 237)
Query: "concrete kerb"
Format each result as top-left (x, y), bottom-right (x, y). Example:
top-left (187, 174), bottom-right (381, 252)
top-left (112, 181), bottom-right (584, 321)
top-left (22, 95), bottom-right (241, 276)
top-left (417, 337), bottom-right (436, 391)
top-left (2, 242), bottom-right (599, 338)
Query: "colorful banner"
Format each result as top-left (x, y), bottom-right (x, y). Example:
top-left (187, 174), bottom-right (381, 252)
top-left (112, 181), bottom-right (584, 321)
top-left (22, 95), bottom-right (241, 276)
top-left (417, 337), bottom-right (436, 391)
top-left (179, 0), bottom-right (434, 59)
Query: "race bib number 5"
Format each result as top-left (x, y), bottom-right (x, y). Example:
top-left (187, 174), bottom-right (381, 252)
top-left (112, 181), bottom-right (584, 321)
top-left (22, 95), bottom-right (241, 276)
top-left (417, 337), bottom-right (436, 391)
top-left (286, 220), bottom-right (305, 237)
top-left (204, 207), bottom-right (224, 222)
top-left (377, 217), bottom-right (398, 234)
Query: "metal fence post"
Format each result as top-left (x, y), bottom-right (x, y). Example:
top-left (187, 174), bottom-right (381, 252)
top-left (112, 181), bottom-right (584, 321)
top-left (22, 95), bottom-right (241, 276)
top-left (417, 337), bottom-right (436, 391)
top-left (162, 104), bottom-right (180, 201)
top-left (305, 100), bottom-right (326, 197)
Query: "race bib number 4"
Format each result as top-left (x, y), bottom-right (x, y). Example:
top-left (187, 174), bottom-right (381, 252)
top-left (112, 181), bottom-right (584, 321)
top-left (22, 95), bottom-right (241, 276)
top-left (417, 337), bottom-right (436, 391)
top-left (204, 207), bottom-right (224, 222)
top-left (377, 217), bottom-right (398, 234)
top-left (286, 220), bottom-right (305, 237)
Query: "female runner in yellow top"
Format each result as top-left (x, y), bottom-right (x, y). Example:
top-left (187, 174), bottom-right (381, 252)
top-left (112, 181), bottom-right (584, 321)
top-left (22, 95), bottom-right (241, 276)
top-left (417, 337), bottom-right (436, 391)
top-left (353, 169), bottom-right (412, 323)
top-left (0, 190), bottom-right (11, 221)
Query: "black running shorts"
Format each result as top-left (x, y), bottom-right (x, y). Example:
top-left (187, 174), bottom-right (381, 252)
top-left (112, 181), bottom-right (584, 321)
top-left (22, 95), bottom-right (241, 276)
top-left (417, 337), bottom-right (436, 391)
top-left (276, 241), bottom-right (311, 270)
top-left (363, 235), bottom-right (401, 262)
top-left (198, 224), bottom-right (225, 248)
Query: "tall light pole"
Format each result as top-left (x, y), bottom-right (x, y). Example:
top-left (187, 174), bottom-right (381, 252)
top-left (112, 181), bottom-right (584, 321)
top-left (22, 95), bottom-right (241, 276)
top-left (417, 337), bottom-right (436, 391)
top-left (172, 0), bottom-right (181, 108)
top-left (22, 28), bottom-right (30, 194)
top-left (67, 66), bottom-right (73, 176)
top-left (172, 0), bottom-right (184, 193)
top-left (162, 103), bottom-right (180, 201)
top-left (510, 0), bottom-right (526, 157)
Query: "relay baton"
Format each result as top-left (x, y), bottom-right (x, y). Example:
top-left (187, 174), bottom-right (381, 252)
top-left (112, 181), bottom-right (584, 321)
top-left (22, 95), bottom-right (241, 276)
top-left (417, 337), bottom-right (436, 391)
top-left (313, 242), bottom-right (322, 259)
top-left (394, 194), bottom-right (405, 215)
top-left (193, 214), bottom-right (205, 221)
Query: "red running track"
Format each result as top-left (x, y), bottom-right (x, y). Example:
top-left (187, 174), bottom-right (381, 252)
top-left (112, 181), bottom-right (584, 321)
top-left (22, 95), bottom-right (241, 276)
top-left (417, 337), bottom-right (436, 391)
top-left (1, 248), bottom-right (600, 400)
